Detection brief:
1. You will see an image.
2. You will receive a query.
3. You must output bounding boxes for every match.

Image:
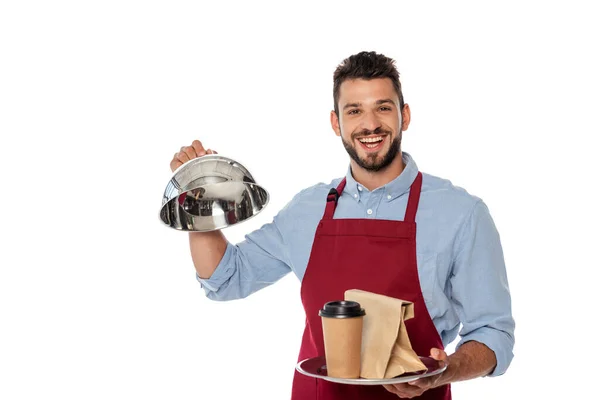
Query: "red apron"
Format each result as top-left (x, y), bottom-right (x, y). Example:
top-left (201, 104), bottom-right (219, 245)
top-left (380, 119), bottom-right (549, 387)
top-left (291, 172), bottom-right (451, 399)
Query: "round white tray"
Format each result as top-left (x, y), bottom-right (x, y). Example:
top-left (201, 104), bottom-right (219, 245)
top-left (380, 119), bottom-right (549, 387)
top-left (296, 356), bottom-right (447, 385)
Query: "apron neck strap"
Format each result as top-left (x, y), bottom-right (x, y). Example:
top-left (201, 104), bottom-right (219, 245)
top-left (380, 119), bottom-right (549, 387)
top-left (404, 172), bottom-right (423, 223)
top-left (322, 178), bottom-right (346, 219)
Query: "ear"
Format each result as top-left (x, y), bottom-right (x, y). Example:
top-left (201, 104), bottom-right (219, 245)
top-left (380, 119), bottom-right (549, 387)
top-left (401, 104), bottom-right (411, 131)
top-left (330, 110), bottom-right (341, 137)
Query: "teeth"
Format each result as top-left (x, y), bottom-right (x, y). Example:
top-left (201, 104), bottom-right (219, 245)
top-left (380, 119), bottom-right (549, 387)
top-left (359, 136), bottom-right (384, 143)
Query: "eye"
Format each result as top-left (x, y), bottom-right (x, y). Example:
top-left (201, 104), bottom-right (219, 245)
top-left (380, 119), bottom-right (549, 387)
top-left (379, 106), bottom-right (392, 112)
top-left (347, 109), bottom-right (360, 115)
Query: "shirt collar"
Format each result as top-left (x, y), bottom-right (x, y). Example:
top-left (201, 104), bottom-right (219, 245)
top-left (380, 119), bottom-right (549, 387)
top-left (343, 151), bottom-right (419, 201)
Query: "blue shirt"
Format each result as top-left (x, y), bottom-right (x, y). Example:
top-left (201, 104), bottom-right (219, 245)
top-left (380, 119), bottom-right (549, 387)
top-left (197, 152), bottom-right (515, 377)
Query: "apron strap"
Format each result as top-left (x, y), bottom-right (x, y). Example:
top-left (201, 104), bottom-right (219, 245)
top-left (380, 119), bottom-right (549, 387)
top-left (322, 178), bottom-right (346, 219)
top-left (404, 172), bottom-right (423, 223)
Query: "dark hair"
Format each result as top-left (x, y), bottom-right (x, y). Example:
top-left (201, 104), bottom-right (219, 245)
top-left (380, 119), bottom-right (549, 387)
top-left (333, 51), bottom-right (404, 116)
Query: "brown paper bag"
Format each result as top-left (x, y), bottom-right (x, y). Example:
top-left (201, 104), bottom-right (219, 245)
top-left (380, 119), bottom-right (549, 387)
top-left (344, 289), bottom-right (427, 379)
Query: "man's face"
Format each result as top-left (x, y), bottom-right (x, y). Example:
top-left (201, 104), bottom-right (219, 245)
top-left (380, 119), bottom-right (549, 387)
top-left (331, 78), bottom-right (410, 172)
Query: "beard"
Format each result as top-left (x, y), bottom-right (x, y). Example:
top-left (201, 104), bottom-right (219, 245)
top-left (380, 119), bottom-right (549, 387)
top-left (341, 127), bottom-right (402, 172)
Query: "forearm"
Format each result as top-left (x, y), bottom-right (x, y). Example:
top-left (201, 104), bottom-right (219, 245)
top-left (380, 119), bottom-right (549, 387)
top-left (438, 341), bottom-right (497, 386)
top-left (188, 230), bottom-right (228, 279)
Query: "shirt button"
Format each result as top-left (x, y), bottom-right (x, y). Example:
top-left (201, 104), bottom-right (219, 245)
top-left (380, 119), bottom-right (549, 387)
top-left (358, 186), bottom-right (363, 191)
top-left (367, 209), bottom-right (373, 215)
top-left (387, 195), bottom-right (392, 200)
top-left (354, 194), bottom-right (358, 198)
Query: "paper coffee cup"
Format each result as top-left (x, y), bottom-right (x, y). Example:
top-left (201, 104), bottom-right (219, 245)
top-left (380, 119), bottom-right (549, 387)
top-left (319, 300), bottom-right (366, 378)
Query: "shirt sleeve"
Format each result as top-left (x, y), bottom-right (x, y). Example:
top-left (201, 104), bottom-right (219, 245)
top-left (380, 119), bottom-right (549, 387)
top-left (195, 198), bottom-right (296, 301)
top-left (450, 200), bottom-right (515, 377)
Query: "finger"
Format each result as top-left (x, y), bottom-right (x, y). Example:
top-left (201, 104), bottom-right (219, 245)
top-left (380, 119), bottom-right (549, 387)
top-left (383, 385), bottom-right (406, 398)
top-left (181, 145), bottom-right (197, 160)
top-left (408, 379), bottom-right (421, 387)
top-left (191, 140), bottom-right (206, 156)
top-left (175, 151), bottom-right (191, 165)
top-left (383, 384), bottom-right (398, 394)
top-left (383, 383), bottom-right (422, 398)
top-left (206, 149), bottom-right (217, 155)
top-left (430, 348), bottom-right (448, 361)
top-left (398, 383), bottom-right (424, 398)
top-left (430, 348), bottom-right (448, 371)
top-left (408, 376), bottom-right (432, 388)
top-left (170, 156), bottom-right (183, 172)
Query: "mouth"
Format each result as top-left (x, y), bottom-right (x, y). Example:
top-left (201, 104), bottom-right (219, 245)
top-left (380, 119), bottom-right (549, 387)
top-left (356, 135), bottom-right (386, 152)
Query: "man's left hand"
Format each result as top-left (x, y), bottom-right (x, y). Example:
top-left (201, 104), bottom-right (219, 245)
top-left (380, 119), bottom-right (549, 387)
top-left (383, 348), bottom-right (448, 398)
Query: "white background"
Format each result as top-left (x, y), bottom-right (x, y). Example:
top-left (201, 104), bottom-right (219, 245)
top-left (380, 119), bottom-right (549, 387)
top-left (1, 1), bottom-right (598, 399)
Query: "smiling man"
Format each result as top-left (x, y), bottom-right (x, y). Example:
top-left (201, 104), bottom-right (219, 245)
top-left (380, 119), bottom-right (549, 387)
top-left (334, 74), bottom-right (408, 187)
top-left (170, 51), bottom-right (515, 400)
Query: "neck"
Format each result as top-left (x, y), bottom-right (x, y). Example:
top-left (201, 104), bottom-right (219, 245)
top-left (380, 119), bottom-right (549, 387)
top-left (350, 152), bottom-right (405, 191)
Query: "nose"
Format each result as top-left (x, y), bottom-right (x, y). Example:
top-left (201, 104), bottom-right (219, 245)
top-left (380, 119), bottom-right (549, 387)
top-left (360, 110), bottom-right (382, 132)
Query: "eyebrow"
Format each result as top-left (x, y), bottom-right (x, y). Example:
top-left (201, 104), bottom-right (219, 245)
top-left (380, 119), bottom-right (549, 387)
top-left (343, 102), bottom-right (361, 110)
top-left (343, 99), bottom-right (396, 110)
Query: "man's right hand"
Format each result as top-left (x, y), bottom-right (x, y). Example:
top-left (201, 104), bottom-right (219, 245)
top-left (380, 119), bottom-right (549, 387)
top-left (169, 140), bottom-right (226, 280)
top-left (170, 140), bottom-right (218, 173)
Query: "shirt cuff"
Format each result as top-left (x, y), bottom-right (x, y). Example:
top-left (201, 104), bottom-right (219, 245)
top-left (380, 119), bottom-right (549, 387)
top-left (195, 242), bottom-right (236, 294)
top-left (456, 327), bottom-right (514, 377)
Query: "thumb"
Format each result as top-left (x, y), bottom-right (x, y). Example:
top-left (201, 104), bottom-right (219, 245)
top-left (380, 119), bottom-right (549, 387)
top-left (430, 348), bottom-right (447, 361)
